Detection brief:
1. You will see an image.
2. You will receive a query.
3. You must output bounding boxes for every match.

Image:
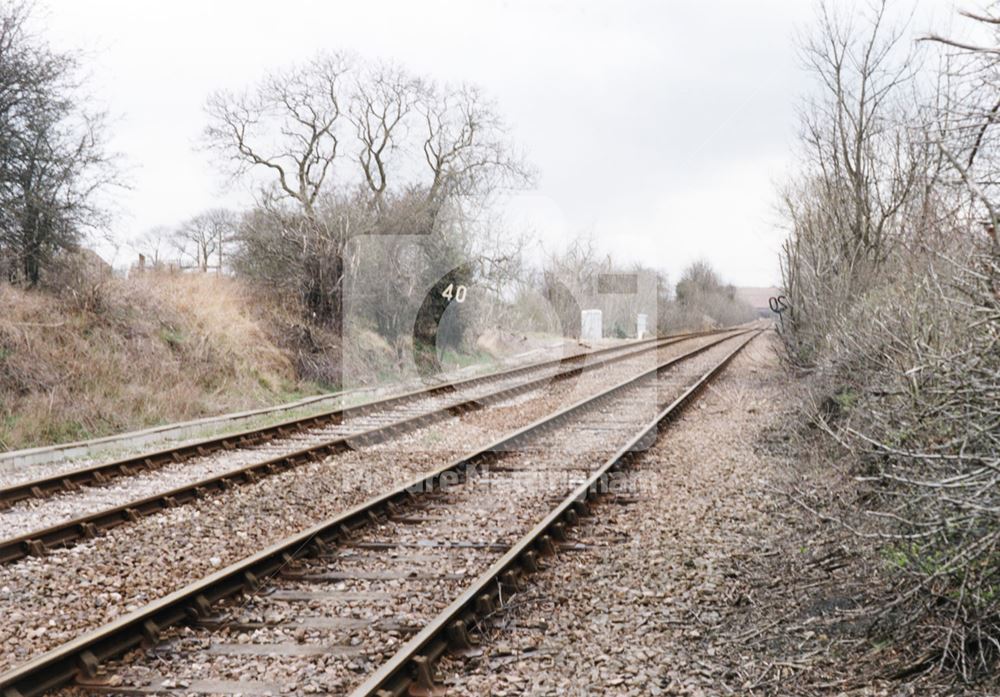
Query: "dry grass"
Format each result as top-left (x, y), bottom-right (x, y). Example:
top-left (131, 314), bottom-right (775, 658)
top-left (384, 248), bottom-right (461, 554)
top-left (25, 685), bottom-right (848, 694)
top-left (0, 272), bottom-right (309, 450)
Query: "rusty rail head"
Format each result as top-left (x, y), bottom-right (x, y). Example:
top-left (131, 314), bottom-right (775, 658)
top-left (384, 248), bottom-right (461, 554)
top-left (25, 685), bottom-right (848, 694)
top-left (349, 330), bottom-right (762, 697)
top-left (0, 334), bottom-right (689, 510)
top-left (0, 329), bottom-right (751, 697)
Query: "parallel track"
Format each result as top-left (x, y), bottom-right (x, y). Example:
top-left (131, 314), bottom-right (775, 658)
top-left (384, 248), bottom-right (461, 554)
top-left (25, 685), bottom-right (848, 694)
top-left (0, 330), bottom-right (730, 565)
top-left (0, 329), bottom-right (758, 697)
top-left (0, 335), bottom-right (672, 509)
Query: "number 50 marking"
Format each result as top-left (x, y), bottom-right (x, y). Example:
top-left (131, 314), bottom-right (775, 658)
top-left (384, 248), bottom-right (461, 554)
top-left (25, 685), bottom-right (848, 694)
top-left (441, 283), bottom-right (467, 303)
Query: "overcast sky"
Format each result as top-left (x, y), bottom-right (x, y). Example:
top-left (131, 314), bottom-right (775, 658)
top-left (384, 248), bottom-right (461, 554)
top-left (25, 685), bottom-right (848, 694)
top-left (41, 0), bottom-right (958, 286)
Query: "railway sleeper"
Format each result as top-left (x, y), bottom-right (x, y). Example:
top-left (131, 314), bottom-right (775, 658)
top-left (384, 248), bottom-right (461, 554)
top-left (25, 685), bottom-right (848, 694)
top-left (0, 333), bottom-right (746, 695)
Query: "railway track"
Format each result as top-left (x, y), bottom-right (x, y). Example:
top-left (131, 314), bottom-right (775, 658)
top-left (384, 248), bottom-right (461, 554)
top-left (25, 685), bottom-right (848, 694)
top-left (0, 328), bottom-right (759, 696)
top-left (0, 335), bottom-right (675, 507)
top-left (0, 332), bottom-right (721, 565)
top-left (0, 329), bottom-right (744, 678)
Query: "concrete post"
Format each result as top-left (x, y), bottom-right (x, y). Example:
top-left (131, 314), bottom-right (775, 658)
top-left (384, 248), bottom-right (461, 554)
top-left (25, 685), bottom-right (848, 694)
top-left (581, 309), bottom-right (602, 341)
top-left (636, 313), bottom-right (648, 339)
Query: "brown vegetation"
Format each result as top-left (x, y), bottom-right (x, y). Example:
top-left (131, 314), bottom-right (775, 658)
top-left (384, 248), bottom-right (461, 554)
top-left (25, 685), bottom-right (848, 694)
top-left (778, 0), bottom-right (1000, 683)
top-left (0, 272), bottom-right (306, 450)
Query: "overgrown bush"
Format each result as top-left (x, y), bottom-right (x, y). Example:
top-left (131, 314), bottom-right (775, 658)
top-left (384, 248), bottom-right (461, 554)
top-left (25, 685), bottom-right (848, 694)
top-left (778, 0), bottom-right (1000, 679)
top-left (808, 248), bottom-right (1000, 678)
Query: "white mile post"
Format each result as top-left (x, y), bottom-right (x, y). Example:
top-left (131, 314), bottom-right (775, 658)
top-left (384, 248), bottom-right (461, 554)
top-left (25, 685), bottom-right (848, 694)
top-left (581, 309), bottom-right (603, 341)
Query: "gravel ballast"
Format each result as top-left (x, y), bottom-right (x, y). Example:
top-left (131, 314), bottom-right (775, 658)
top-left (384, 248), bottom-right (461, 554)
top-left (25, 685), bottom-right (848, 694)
top-left (435, 332), bottom-right (788, 695)
top-left (0, 332), bottom-right (741, 674)
top-left (0, 338), bottom-right (660, 491)
top-left (40, 336), bottom-right (752, 695)
top-left (0, 335), bottom-right (715, 540)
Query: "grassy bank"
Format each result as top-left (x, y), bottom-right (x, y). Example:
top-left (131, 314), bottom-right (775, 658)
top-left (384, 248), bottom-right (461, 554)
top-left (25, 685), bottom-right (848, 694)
top-left (0, 273), bottom-right (316, 450)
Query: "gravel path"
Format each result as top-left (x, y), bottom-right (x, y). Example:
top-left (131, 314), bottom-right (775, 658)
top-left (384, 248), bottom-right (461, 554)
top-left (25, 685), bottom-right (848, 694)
top-left (433, 331), bottom-right (786, 696)
top-left (0, 333), bottom-right (741, 674)
top-left (0, 335), bottom-right (713, 540)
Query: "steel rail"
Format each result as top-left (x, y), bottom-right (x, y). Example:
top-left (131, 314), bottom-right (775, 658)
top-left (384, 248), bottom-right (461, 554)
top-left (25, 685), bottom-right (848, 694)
top-left (352, 329), bottom-right (762, 697)
top-left (0, 329), bottom-right (753, 697)
top-left (0, 330), bottom-right (737, 565)
top-left (0, 333), bottom-right (691, 510)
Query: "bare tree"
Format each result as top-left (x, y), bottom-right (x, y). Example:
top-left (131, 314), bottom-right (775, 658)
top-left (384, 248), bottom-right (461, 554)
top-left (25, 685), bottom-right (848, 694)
top-left (206, 52), bottom-right (533, 350)
top-left (922, 8), bottom-right (1000, 252)
top-left (172, 209), bottom-right (237, 272)
top-left (419, 83), bottom-right (533, 213)
top-left (205, 53), bottom-right (348, 218)
top-left (779, 0), bottom-right (929, 359)
top-left (797, 0), bottom-right (920, 263)
top-left (205, 52), bottom-right (353, 329)
top-left (132, 225), bottom-right (172, 270)
top-left (350, 63), bottom-right (417, 211)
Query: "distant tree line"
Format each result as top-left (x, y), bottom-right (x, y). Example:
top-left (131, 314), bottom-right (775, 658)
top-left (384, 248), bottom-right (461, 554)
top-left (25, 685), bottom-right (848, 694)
top-left (512, 239), bottom-right (754, 339)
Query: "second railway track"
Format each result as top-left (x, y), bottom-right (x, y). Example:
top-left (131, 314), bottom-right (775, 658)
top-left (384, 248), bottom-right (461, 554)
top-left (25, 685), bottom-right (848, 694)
top-left (0, 331), bottom-right (731, 565)
top-left (0, 335), bottom-right (676, 506)
top-left (0, 328), bottom-right (760, 696)
top-left (0, 330), bottom-right (742, 674)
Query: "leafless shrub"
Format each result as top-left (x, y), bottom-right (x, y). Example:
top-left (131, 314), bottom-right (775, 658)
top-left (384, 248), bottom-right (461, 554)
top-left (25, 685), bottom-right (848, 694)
top-left (46, 248), bottom-right (113, 314)
top-left (171, 209), bottom-right (238, 273)
top-left (669, 260), bottom-right (756, 330)
top-left (779, 0), bottom-right (936, 363)
top-left (532, 239), bottom-right (659, 339)
top-left (815, 246), bottom-right (999, 679)
top-left (780, 0), bottom-right (1000, 680)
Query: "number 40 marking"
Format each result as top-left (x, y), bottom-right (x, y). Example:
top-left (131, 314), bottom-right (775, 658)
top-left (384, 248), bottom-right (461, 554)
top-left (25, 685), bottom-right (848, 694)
top-left (441, 284), bottom-right (467, 303)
